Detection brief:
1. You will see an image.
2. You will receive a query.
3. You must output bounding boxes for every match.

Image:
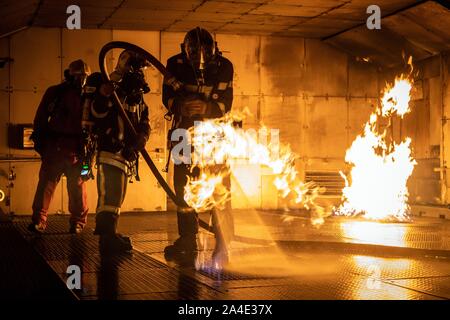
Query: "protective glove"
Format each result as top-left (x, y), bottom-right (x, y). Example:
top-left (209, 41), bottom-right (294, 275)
top-left (134, 132), bottom-right (148, 151)
top-left (180, 98), bottom-right (208, 118)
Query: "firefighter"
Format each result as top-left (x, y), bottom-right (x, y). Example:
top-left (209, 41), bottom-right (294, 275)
top-left (29, 59), bottom-right (90, 234)
top-left (82, 50), bottom-right (150, 254)
top-left (162, 27), bottom-right (234, 265)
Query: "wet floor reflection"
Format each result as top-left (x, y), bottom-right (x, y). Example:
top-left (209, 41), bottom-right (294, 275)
top-left (340, 220), bottom-right (407, 247)
top-left (68, 236), bottom-right (87, 296)
top-left (97, 254), bottom-right (120, 300)
top-left (177, 269), bottom-right (201, 299)
top-left (350, 255), bottom-right (412, 300)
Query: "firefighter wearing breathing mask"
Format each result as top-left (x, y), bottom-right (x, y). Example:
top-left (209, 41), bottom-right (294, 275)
top-left (82, 50), bottom-right (150, 254)
top-left (29, 59), bottom-right (90, 234)
top-left (162, 27), bottom-right (234, 265)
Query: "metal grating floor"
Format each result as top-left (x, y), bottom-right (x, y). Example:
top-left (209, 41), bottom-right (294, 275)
top-left (0, 222), bottom-right (76, 300)
top-left (5, 210), bottom-right (450, 300)
top-left (385, 277), bottom-right (450, 299)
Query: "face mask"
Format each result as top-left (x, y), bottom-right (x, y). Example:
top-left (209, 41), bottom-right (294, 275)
top-left (186, 45), bottom-right (215, 70)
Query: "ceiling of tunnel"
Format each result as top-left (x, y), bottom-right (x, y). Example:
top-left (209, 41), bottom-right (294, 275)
top-left (325, 1), bottom-right (450, 66)
top-left (1, 0), bottom-right (449, 66)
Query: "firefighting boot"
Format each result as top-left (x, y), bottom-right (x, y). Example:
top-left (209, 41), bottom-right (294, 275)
top-left (28, 221), bottom-right (46, 234)
top-left (69, 223), bottom-right (84, 234)
top-left (94, 211), bottom-right (117, 235)
top-left (99, 234), bottom-right (133, 255)
top-left (164, 210), bottom-right (198, 266)
top-left (95, 212), bottom-right (133, 255)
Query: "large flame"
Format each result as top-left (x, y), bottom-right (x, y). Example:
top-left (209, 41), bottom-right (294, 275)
top-left (337, 75), bottom-right (416, 220)
top-left (182, 110), bottom-right (326, 225)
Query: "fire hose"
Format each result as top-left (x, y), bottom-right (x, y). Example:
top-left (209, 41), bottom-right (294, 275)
top-left (98, 41), bottom-right (213, 230)
top-left (99, 42), bottom-right (272, 246)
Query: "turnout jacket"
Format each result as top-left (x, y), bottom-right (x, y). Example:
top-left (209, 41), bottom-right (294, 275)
top-left (82, 72), bottom-right (150, 172)
top-left (162, 53), bottom-right (234, 129)
top-left (33, 82), bottom-right (84, 156)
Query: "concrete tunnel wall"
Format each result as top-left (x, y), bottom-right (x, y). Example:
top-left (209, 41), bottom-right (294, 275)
top-left (1, 26), bottom-right (436, 215)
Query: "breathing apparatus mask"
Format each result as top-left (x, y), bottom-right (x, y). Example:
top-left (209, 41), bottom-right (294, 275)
top-left (111, 50), bottom-right (151, 106)
top-left (182, 27), bottom-right (219, 76)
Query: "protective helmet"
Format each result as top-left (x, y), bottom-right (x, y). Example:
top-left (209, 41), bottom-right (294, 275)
top-left (67, 59), bottom-right (90, 88)
top-left (183, 27), bottom-right (217, 69)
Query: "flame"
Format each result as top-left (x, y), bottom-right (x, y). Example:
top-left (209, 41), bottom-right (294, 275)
top-left (337, 74), bottom-right (416, 220)
top-left (182, 109), bottom-right (325, 224)
top-left (381, 78), bottom-right (412, 117)
top-left (184, 170), bottom-right (230, 212)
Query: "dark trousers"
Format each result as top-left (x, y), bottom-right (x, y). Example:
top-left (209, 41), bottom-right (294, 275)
top-left (95, 163), bottom-right (128, 235)
top-left (32, 152), bottom-right (88, 227)
top-left (174, 163), bottom-right (234, 244)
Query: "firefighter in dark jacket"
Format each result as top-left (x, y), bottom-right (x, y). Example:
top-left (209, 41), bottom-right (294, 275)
top-left (29, 59), bottom-right (90, 234)
top-left (82, 50), bottom-right (150, 254)
top-left (162, 27), bottom-right (234, 264)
